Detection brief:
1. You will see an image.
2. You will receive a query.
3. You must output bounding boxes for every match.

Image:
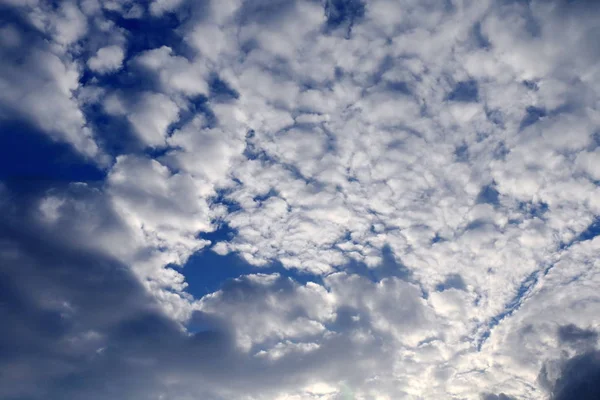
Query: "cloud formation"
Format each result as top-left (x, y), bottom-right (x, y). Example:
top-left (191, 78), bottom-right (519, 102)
top-left (1, 0), bottom-right (600, 399)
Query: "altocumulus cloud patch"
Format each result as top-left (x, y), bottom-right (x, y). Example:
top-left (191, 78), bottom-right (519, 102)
top-left (1, 0), bottom-right (600, 399)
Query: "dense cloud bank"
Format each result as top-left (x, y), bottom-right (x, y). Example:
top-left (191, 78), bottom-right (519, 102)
top-left (1, 0), bottom-right (600, 398)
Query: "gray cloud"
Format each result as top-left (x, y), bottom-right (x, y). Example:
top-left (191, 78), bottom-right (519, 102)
top-left (551, 351), bottom-right (600, 400)
top-left (558, 324), bottom-right (599, 348)
top-left (0, 184), bottom-right (427, 399)
top-left (482, 394), bottom-right (515, 400)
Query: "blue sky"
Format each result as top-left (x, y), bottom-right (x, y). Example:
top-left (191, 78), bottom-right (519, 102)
top-left (1, 0), bottom-right (600, 399)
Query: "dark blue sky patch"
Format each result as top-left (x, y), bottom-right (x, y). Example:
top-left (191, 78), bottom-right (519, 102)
top-left (104, 9), bottom-right (193, 59)
top-left (197, 223), bottom-right (238, 244)
top-left (558, 324), bottom-right (598, 345)
top-left (447, 80), bottom-right (479, 102)
top-left (252, 188), bottom-right (280, 204)
top-left (520, 106), bottom-right (546, 130)
top-left (210, 188), bottom-right (243, 214)
top-left (477, 325), bottom-right (492, 351)
top-left (379, 244), bottom-right (413, 282)
top-left (455, 143), bottom-right (470, 162)
top-left (81, 102), bottom-right (144, 158)
top-left (476, 184), bottom-right (500, 205)
top-left (324, 0), bottom-right (365, 38)
top-left (471, 22), bottom-right (491, 49)
top-left (476, 269), bottom-right (539, 350)
top-left (145, 146), bottom-right (173, 162)
top-left (0, 120), bottom-right (105, 183)
top-left (180, 240), bottom-right (322, 299)
top-left (189, 95), bottom-right (217, 127)
top-left (341, 244), bottom-right (413, 283)
top-left (518, 201), bottom-right (549, 219)
top-left (209, 75), bottom-right (240, 103)
top-left (506, 270), bottom-right (538, 312)
top-left (385, 81), bottom-right (412, 95)
top-left (430, 233), bottom-right (445, 244)
top-left (166, 95), bottom-right (216, 136)
top-left (576, 218), bottom-right (600, 242)
top-left (523, 80), bottom-right (539, 91)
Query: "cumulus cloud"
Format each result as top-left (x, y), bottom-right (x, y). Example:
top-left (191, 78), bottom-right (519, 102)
top-left (88, 45), bottom-right (125, 74)
top-left (104, 91), bottom-right (181, 147)
top-left (0, 6), bottom-right (98, 158)
top-left (0, 185), bottom-right (438, 400)
top-left (1, 0), bottom-right (600, 399)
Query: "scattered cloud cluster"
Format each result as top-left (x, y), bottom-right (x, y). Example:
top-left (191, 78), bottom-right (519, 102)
top-left (1, 0), bottom-right (600, 399)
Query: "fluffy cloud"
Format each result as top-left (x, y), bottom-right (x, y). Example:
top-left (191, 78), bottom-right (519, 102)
top-left (104, 91), bottom-right (181, 147)
top-left (88, 45), bottom-right (125, 74)
top-left (1, 0), bottom-right (600, 399)
top-left (0, 6), bottom-right (98, 158)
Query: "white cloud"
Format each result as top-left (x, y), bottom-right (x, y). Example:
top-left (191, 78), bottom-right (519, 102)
top-left (104, 91), bottom-right (180, 147)
top-left (0, 44), bottom-right (100, 158)
top-left (28, 1), bottom-right (89, 47)
top-left (88, 45), bottom-right (125, 74)
top-left (149, 0), bottom-right (185, 16)
top-left (165, 113), bottom-right (246, 184)
top-left (134, 46), bottom-right (209, 96)
top-left (2, 0), bottom-right (600, 399)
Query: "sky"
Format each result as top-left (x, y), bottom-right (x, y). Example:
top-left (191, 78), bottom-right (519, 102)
top-left (0, 0), bottom-right (599, 399)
